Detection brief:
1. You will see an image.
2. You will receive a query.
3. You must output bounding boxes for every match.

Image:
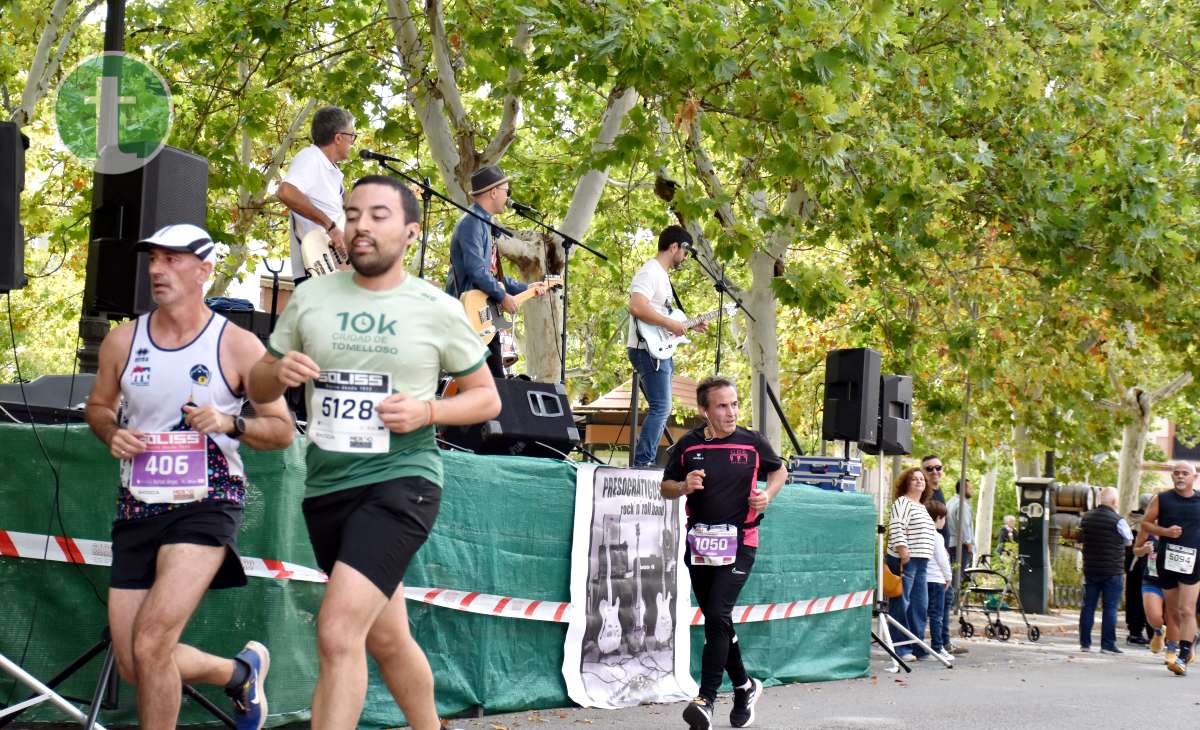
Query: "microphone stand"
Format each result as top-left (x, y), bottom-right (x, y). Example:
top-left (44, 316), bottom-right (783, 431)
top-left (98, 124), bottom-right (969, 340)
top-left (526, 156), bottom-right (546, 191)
top-left (689, 250), bottom-right (754, 374)
top-left (365, 159), bottom-right (518, 277)
top-left (507, 208), bottom-right (608, 385)
top-left (418, 175), bottom-right (433, 278)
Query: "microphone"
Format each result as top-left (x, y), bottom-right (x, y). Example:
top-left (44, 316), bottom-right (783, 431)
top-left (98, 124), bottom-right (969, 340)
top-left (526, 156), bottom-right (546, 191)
top-left (359, 149), bottom-right (404, 163)
top-left (507, 199), bottom-right (540, 217)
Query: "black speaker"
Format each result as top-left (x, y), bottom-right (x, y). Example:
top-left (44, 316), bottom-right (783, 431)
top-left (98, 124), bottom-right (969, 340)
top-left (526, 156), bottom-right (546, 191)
top-left (84, 146), bottom-right (208, 318)
top-left (863, 374), bottom-right (912, 455)
top-left (0, 122), bottom-right (29, 293)
top-left (442, 378), bottom-right (580, 459)
top-left (821, 347), bottom-right (880, 444)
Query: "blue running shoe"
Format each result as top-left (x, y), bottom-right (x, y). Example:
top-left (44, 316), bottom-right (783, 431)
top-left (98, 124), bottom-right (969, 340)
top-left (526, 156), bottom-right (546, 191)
top-left (227, 641), bottom-right (269, 730)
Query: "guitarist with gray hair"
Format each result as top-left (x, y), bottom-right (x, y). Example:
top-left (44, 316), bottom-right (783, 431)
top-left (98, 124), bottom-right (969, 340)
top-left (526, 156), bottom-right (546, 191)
top-left (627, 225), bottom-right (706, 467)
top-left (276, 105), bottom-right (356, 281)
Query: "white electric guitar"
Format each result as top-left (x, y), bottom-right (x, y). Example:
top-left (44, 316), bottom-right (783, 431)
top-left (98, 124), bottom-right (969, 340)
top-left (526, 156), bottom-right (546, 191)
top-left (597, 538), bottom-right (622, 655)
top-left (299, 213), bottom-right (347, 277)
top-left (635, 303), bottom-right (736, 360)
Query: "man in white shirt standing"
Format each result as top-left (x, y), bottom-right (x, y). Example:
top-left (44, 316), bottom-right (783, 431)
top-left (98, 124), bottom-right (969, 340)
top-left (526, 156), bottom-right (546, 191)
top-left (626, 225), bottom-right (704, 468)
top-left (276, 106), bottom-right (356, 280)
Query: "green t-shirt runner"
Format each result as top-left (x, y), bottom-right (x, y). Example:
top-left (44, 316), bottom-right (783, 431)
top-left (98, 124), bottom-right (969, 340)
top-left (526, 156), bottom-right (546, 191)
top-left (268, 270), bottom-right (487, 498)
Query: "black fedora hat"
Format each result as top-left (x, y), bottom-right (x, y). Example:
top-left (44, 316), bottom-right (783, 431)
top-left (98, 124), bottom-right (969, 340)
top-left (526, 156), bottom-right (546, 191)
top-left (469, 165), bottom-right (511, 196)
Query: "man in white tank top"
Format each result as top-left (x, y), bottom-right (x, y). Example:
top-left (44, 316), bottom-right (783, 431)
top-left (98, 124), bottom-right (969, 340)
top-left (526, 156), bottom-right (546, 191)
top-left (84, 224), bottom-right (293, 730)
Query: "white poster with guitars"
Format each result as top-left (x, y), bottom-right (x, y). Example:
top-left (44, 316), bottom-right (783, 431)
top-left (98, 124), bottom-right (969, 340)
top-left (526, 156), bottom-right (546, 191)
top-left (562, 465), bottom-right (697, 709)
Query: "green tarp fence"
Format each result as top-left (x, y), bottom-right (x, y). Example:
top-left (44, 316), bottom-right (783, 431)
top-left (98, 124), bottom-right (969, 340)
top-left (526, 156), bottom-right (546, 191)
top-left (0, 423), bottom-right (875, 727)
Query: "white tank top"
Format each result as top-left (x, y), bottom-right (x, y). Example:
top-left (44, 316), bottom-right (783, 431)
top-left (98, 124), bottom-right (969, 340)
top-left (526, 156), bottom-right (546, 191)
top-left (118, 311), bottom-right (246, 487)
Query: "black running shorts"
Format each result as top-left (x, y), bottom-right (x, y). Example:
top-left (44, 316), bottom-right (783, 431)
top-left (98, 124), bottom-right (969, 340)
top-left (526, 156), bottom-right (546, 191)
top-left (109, 501), bottom-right (246, 590)
top-left (301, 475), bottom-right (442, 598)
top-left (1156, 548), bottom-right (1200, 589)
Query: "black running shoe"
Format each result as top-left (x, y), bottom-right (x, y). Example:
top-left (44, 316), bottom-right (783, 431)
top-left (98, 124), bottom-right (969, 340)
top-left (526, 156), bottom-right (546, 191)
top-left (683, 696), bottom-right (714, 730)
top-left (730, 677), bottom-right (763, 728)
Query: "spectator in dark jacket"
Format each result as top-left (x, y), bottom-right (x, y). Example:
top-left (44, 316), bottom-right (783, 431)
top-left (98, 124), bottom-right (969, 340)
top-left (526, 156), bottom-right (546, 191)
top-left (1079, 487), bottom-right (1133, 654)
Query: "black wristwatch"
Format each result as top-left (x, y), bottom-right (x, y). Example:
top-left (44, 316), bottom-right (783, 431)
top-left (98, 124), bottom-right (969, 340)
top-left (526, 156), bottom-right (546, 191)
top-left (230, 415), bottom-right (247, 439)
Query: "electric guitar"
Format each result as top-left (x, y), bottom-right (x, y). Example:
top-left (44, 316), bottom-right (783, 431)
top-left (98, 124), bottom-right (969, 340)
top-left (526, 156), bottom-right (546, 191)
top-left (460, 275), bottom-right (561, 345)
top-left (597, 536), bottom-right (622, 655)
top-left (629, 523), bottom-right (647, 653)
top-left (635, 303), bottom-right (736, 360)
top-left (298, 213), bottom-right (348, 278)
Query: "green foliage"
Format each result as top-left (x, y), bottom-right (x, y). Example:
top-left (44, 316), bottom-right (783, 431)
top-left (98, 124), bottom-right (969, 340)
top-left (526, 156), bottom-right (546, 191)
top-left (2, 1), bottom-right (1198, 486)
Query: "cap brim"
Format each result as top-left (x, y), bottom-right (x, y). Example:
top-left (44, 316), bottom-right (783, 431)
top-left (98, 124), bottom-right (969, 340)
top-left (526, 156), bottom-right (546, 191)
top-left (470, 173), bottom-right (514, 196)
top-left (135, 239), bottom-right (216, 262)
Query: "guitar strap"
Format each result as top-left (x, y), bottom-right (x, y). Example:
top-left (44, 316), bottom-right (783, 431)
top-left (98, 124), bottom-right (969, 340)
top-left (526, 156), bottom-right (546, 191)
top-left (669, 281), bottom-right (688, 316)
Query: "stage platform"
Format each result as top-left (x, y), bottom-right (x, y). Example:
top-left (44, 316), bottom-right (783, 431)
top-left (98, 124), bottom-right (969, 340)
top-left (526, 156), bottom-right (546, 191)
top-left (0, 423), bottom-right (875, 728)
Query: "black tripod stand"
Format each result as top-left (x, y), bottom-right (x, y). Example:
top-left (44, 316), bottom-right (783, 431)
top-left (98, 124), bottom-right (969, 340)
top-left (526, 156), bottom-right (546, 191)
top-left (0, 627), bottom-right (235, 729)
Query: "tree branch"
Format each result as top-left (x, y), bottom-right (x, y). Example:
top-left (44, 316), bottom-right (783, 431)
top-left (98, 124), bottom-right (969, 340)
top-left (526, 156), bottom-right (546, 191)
top-left (1107, 357), bottom-right (1123, 399)
top-left (1149, 372), bottom-right (1193, 405)
top-left (426, 0), bottom-right (469, 132)
top-left (480, 22), bottom-right (532, 165)
top-left (557, 85), bottom-right (638, 245)
top-left (386, 0), bottom-right (465, 202)
top-left (11, 0), bottom-right (73, 127)
top-left (208, 98), bottom-right (319, 295)
top-left (684, 115), bottom-right (737, 230)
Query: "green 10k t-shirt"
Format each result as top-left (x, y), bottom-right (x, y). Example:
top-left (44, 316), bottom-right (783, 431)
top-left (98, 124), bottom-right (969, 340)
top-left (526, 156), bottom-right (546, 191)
top-left (268, 271), bottom-right (487, 497)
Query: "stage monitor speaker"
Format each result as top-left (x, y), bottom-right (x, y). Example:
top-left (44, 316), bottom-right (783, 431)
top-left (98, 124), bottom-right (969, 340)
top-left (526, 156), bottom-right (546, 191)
top-left (821, 347), bottom-right (880, 444)
top-left (84, 146), bottom-right (208, 318)
top-left (862, 374), bottom-right (912, 456)
top-left (442, 378), bottom-right (580, 459)
top-left (0, 122), bottom-right (29, 292)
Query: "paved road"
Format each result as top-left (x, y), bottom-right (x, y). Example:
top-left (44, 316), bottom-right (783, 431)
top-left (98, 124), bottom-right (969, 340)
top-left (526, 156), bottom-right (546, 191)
top-left (454, 631), bottom-right (1200, 729)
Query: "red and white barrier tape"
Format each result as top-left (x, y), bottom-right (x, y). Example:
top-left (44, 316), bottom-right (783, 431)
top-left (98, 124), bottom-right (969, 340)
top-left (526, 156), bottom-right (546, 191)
top-left (1, 529), bottom-right (872, 624)
top-left (690, 588), bottom-right (875, 625)
top-left (0, 528), bottom-right (328, 583)
top-left (403, 587), bottom-right (572, 623)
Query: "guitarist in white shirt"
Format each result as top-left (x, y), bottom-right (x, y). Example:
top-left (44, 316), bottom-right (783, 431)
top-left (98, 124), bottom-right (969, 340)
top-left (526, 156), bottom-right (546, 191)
top-left (276, 106), bottom-right (355, 281)
top-left (627, 225), bottom-right (706, 467)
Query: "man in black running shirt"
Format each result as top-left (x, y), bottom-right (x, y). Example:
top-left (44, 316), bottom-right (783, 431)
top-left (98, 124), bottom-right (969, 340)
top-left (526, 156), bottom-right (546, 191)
top-left (1136, 462), bottom-right (1200, 675)
top-left (660, 376), bottom-right (786, 729)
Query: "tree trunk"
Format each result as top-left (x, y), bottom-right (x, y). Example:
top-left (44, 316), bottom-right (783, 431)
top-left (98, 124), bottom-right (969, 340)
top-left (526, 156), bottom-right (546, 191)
top-left (1116, 388), bottom-right (1152, 517)
top-left (975, 460), bottom-right (999, 558)
top-left (517, 86), bottom-right (638, 383)
top-left (742, 188), bottom-right (806, 453)
top-left (745, 248), bottom-right (781, 449)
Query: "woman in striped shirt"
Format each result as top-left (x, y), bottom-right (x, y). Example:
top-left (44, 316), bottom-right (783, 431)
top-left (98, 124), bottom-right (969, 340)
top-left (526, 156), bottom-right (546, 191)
top-left (886, 466), bottom-right (938, 660)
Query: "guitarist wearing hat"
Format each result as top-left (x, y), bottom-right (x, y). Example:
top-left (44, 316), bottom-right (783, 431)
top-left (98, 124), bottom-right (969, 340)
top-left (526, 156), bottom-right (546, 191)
top-left (445, 164), bottom-right (548, 376)
top-left (627, 225), bottom-right (707, 467)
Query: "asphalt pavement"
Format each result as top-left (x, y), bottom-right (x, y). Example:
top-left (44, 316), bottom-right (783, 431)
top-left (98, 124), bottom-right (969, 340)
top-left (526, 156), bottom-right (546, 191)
top-left (453, 624), bottom-right (1200, 730)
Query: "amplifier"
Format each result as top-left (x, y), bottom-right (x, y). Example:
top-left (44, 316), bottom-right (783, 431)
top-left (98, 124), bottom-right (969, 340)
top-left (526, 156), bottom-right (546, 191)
top-left (442, 378), bottom-right (580, 459)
